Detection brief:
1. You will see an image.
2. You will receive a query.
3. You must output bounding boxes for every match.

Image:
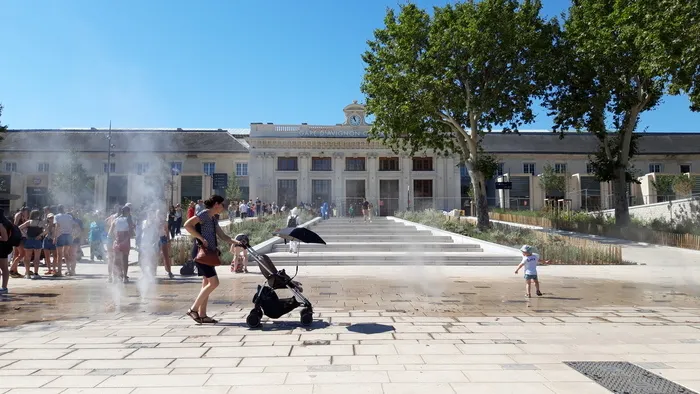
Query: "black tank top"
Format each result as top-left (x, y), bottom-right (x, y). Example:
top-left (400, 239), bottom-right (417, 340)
top-left (26, 221), bottom-right (43, 238)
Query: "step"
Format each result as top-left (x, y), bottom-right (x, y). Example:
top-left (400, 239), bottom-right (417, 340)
top-left (320, 235), bottom-right (454, 242)
top-left (264, 253), bottom-right (519, 263)
top-left (256, 260), bottom-right (518, 266)
top-left (313, 228), bottom-right (427, 235)
top-left (271, 243), bottom-right (482, 252)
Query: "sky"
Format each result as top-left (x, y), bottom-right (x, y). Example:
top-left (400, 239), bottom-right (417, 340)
top-left (1, 0), bottom-right (698, 132)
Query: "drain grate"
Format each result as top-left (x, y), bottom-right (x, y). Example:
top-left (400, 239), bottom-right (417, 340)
top-left (565, 361), bottom-right (698, 394)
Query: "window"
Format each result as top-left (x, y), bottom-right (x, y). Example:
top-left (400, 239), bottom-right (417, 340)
top-left (460, 164), bottom-right (469, 178)
top-left (277, 157), bottom-right (298, 171)
top-left (136, 162), bottom-right (150, 175)
top-left (554, 163), bottom-right (567, 174)
top-left (379, 157), bottom-right (400, 171)
top-left (4, 162), bottom-right (17, 172)
top-left (523, 163), bottom-right (535, 175)
top-left (649, 163), bottom-right (662, 173)
top-left (38, 163), bottom-right (49, 173)
top-left (345, 157), bottom-right (366, 171)
top-left (413, 179), bottom-right (433, 210)
top-left (412, 157), bottom-right (433, 171)
top-left (236, 162), bottom-right (248, 176)
top-left (680, 164), bottom-right (691, 174)
top-left (103, 162), bottom-right (116, 173)
top-left (496, 162), bottom-right (504, 176)
top-left (586, 162), bottom-right (594, 174)
top-left (203, 162), bottom-right (216, 176)
top-left (311, 157), bottom-right (332, 171)
top-left (277, 179), bottom-right (297, 207)
top-left (170, 161), bottom-right (183, 174)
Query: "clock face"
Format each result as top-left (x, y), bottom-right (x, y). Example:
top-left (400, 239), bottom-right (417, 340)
top-left (349, 115), bottom-right (362, 126)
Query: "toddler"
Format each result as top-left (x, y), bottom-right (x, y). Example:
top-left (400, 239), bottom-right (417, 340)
top-left (514, 245), bottom-right (542, 298)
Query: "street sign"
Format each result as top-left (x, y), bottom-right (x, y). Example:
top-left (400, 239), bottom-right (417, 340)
top-left (212, 173), bottom-right (228, 189)
top-left (495, 181), bottom-right (512, 190)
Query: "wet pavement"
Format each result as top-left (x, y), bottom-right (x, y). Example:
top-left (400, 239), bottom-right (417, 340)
top-left (2, 262), bottom-right (700, 328)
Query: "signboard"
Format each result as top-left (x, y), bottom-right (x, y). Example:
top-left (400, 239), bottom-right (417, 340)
top-left (297, 129), bottom-right (368, 138)
top-left (495, 181), bottom-right (512, 190)
top-left (212, 173), bottom-right (228, 190)
top-left (0, 175), bottom-right (10, 193)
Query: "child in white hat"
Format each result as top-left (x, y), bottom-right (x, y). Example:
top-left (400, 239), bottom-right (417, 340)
top-left (515, 245), bottom-right (543, 298)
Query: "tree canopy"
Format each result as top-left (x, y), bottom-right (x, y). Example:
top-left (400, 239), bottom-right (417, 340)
top-left (51, 150), bottom-right (95, 207)
top-left (226, 172), bottom-right (242, 202)
top-left (546, 0), bottom-right (700, 224)
top-left (361, 0), bottom-right (557, 228)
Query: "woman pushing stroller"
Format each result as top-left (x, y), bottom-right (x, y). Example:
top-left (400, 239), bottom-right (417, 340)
top-left (184, 195), bottom-right (246, 324)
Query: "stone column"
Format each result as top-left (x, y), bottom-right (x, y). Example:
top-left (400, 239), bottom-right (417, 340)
top-left (333, 152), bottom-right (344, 207)
top-left (202, 175), bottom-right (213, 199)
top-left (298, 152), bottom-right (311, 203)
top-left (249, 152), bottom-right (264, 203)
top-left (435, 156), bottom-right (446, 210)
top-left (367, 152), bottom-right (379, 205)
top-left (400, 155), bottom-right (412, 211)
top-left (264, 152), bottom-right (276, 203)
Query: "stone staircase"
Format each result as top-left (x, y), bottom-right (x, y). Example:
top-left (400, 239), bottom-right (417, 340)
top-left (265, 217), bottom-right (521, 266)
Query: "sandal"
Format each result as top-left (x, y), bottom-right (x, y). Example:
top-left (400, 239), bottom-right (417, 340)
top-left (536, 291), bottom-right (543, 297)
top-left (186, 309), bottom-right (202, 324)
top-left (200, 316), bottom-right (218, 324)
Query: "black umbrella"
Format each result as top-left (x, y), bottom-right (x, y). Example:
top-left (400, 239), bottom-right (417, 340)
top-left (273, 227), bottom-right (326, 244)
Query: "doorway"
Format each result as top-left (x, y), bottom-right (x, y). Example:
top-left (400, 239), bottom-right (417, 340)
top-left (311, 180), bottom-right (331, 208)
top-left (379, 179), bottom-right (399, 216)
top-left (345, 179), bottom-right (365, 214)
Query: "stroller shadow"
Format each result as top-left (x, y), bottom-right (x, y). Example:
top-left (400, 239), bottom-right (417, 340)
top-left (218, 320), bottom-right (331, 331)
top-left (346, 323), bottom-right (395, 335)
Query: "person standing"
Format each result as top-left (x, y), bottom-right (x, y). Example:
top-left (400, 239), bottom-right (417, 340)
top-left (195, 200), bottom-right (204, 216)
top-left (42, 214), bottom-right (57, 276)
top-left (108, 205), bottom-right (134, 284)
top-left (174, 204), bottom-right (183, 235)
top-left (0, 209), bottom-right (12, 294)
top-left (69, 211), bottom-right (84, 275)
top-left (9, 208), bottom-right (29, 278)
top-left (19, 210), bottom-right (45, 278)
top-left (239, 200), bottom-right (248, 219)
top-left (53, 205), bottom-right (74, 277)
top-left (184, 195), bottom-right (241, 324)
top-left (88, 216), bottom-right (105, 262)
top-left (286, 208), bottom-right (299, 253)
top-left (167, 206), bottom-right (176, 239)
top-left (255, 197), bottom-right (262, 218)
top-left (187, 201), bottom-right (196, 219)
top-left (157, 210), bottom-right (175, 279)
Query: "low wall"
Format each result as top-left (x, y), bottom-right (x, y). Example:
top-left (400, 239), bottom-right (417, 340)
top-left (252, 216), bottom-right (322, 255)
top-left (598, 196), bottom-right (700, 223)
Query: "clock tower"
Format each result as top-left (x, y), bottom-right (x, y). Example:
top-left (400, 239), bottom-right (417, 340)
top-left (343, 100), bottom-right (367, 126)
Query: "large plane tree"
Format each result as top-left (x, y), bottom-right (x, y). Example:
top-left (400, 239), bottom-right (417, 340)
top-left (361, 0), bottom-right (557, 229)
top-left (546, 0), bottom-right (700, 225)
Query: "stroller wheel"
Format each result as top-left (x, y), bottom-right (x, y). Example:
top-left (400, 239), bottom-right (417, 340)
top-left (246, 309), bottom-right (262, 328)
top-left (300, 309), bottom-right (313, 327)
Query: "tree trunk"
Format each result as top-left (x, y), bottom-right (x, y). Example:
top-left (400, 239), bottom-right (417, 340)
top-left (468, 167), bottom-right (490, 230)
top-left (613, 166), bottom-right (630, 226)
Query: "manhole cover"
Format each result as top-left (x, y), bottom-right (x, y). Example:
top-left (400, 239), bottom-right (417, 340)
top-left (565, 361), bottom-right (697, 394)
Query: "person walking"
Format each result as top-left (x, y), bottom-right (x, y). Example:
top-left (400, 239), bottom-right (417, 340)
top-left (187, 201), bottom-right (196, 219)
top-left (184, 195), bottom-right (242, 324)
top-left (286, 207), bottom-right (299, 253)
top-left (514, 245), bottom-right (543, 298)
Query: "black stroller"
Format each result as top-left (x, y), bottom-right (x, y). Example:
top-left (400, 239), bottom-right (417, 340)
top-left (244, 226), bottom-right (326, 328)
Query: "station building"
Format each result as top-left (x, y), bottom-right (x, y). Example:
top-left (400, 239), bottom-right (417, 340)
top-left (1, 101), bottom-right (699, 214)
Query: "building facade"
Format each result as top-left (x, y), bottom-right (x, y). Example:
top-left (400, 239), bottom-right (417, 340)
top-left (2, 102), bottom-right (699, 215)
top-left (0, 129), bottom-right (249, 212)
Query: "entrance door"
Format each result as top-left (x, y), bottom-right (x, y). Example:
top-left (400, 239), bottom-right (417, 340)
top-left (107, 176), bottom-right (128, 207)
top-left (277, 179), bottom-right (297, 207)
top-left (379, 180), bottom-right (399, 216)
top-left (345, 179), bottom-right (365, 214)
top-left (311, 180), bottom-right (331, 208)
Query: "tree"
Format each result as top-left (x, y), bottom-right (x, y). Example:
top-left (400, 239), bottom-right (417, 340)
top-left (545, 0), bottom-right (700, 225)
top-left (539, 164), bottom-right (566, 199)
top-left (225, 172), bottom-right (242, 202)
top-left (361, 0), bottom-right (557, 229)
top-left (51, 150), bottom-right (94, 207)
top-left (0, 104), bottom-right (7, 138)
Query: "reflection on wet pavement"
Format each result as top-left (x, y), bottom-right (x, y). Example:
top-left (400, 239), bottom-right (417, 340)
top-left (2, 270), bottom-right (699, 327)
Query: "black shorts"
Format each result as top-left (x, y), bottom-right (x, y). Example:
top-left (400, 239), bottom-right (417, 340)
top-left (196, 263), bottom-right (217, 278)
top-left (0, 244), bottom-right (12, 259)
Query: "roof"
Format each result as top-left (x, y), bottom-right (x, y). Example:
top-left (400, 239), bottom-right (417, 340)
top-left (0, 129), bottom-right (249, 153)
top-left (481, 132), bottom-right (700, 155)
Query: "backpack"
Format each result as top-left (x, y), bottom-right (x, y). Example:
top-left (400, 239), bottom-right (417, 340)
top-left (287, 215), bottom-right (297, 228)
top-left (180, 260), bottom-right (197, 276)
top-left (7, 223), bottom-right (22, 247)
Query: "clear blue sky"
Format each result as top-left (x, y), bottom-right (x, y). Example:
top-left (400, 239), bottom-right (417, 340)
top-left (2, 0), bottom-right (698, 131)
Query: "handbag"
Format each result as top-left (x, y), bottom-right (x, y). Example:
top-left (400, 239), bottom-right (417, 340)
top-left (195, 247), bottom-right (221, 266)
top-left (194, 215), bottom-right (221, 266)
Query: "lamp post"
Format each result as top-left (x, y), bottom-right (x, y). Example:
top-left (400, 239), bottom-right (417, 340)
top-left (105, 122), bottom-right (115, 212)
top-left (170, 166), bottom-right (180, 207)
